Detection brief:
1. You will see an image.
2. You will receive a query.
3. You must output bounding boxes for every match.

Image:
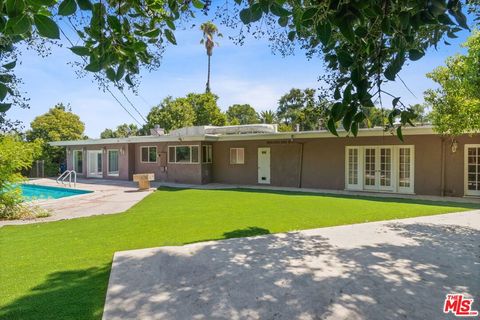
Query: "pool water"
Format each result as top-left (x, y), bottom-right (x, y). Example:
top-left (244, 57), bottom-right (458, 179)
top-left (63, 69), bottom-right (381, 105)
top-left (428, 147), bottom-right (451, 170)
top-left (21, 184), bottom-right (93, 201)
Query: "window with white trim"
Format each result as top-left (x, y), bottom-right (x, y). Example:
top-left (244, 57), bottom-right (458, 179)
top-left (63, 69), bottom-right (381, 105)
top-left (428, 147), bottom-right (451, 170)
top-left (465, 145), bottom-right (480, 196)
top-left (202, 145), bottom-right (212, 163)
top-left (168, 146), bottom-right (200, 163)
top-left (345, 147), bottom-right (361, 189)
top-left (107, 150), bottom-right (119, 176)
top-left (141, 146), bottom-right (157, 163)
top-left (73, 150), bottom-right (83, 174)
top-left (230, 148), bottom-right (245, 164)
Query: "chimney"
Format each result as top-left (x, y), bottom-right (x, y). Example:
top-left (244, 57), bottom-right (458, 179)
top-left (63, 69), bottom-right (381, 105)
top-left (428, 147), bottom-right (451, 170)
top-left (150, 124), bottom-right (165, 136)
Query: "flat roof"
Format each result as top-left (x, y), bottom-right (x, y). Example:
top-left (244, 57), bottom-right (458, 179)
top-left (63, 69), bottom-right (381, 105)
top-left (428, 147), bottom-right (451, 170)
top-left (50, 126), bottom-right (437, 147)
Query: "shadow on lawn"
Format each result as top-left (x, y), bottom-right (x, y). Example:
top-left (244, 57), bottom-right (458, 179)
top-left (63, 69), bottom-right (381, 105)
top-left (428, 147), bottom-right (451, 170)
top-left (223, 226), bottom-right (270, 239)
top-left (0, 265), bottom-right (110, 320)
top-left (157, 186), bottom-right (480, 210)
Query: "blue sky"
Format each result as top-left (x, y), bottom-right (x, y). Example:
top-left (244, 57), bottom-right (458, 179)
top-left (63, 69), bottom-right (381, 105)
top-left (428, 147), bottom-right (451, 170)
top-left (7, 12), bottom-right (472, 138)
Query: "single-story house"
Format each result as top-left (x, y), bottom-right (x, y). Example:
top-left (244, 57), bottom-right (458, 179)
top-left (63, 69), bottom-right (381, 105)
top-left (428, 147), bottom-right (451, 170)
top-left (51, 124), bottom-right (480, 198)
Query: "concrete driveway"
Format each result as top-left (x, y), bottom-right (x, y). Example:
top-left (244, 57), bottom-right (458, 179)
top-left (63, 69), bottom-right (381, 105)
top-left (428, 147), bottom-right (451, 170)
top-left (103, 211), bottom-right (480, 320)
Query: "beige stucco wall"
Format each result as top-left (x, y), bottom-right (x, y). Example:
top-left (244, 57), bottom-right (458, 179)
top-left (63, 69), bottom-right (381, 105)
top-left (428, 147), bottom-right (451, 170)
top-left (211, 134), bottom-right (480, 197)
top-left (64, 133), bottom-right (480, 197)
top-left (66, 143), bottom-right (131, 180)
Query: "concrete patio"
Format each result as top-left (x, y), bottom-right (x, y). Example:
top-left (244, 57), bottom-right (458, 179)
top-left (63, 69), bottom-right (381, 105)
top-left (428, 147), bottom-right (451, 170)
top-left (103, 211), bottom-right (480, 320)
top-left (0, 178), bottom-right (154, 227)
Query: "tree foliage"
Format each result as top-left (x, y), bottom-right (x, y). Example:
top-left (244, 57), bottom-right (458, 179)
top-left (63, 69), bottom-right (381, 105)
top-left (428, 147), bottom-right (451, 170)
top-left (100, 123), bottom-right (139, 138)
top-left (228, 0), bottom-right (475, 138)
top-left (0, 135), bottom-right (42, 219)
top-left (27, 103), bottom-right (85, 142)
top-left (0, 0), bottom-right (476, 138)
top-left (146, 96), bottom-right (196, 132)
top-left (226, 104), bottom-right (260, 124)
top-left (259, 109), bottom-right (276, 124)
top-left (200, 21), bottom-right (222, 93)
top-left (186, 92), bottom-right (226, 126)
top-left (276, 88), bottom-right (329, 131)
top-left (26, 103), bottom-right (85, 173)
top-left (425, 30), bottom-right (480, 136)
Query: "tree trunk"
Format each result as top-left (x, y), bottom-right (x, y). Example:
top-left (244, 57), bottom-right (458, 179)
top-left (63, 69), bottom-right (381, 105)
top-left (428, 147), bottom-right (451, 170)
top-left (206, 55), bottom-right (211, 93)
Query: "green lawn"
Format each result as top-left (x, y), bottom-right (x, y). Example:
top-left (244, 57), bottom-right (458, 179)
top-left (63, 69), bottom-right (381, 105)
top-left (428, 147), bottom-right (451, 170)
top-left (0, 187), bottom-right (478, 320)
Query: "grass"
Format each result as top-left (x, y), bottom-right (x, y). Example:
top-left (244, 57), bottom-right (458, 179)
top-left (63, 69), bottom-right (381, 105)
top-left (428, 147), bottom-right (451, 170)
top-left (0, 187), bottom-right (478, 319)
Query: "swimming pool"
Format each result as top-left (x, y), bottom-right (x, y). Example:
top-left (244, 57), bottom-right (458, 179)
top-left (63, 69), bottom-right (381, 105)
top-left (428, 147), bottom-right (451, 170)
top-left (21, 184), bottom-right (93, 201)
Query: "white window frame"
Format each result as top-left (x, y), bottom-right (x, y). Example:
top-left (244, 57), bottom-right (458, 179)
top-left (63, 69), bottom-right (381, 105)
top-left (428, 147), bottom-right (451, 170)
top-left (167, 145), bottom-right (200, 164)
top-left (397, 146), bottom-right (415, 194)
top-left (230, 148), bottom-right (245, 165)
top-left (464, 144), bottom-right (480, 196)
top-left (202, 145), bottom-right (213, 163)
top-left (345, 145), bottom-right (414, 194)
top-left (345, 146), bottom-right (363, 190)
top-left (73, 150), bottom-right (83, 174)
top-left (107, 149), bottom-right (120, 176)
top-left (140, 146), bottom-right (157, 163)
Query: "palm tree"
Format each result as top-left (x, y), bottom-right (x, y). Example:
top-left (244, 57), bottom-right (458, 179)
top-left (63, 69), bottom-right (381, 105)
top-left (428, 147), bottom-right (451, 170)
top-left (200, 21), bottom-right (222, 93)
top-left (260, 110), bottom-right (276, 124)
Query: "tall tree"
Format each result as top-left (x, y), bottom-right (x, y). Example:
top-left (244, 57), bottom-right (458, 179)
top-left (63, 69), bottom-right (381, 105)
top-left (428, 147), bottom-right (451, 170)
top-left (277, 88), bottom-right (328, 131)
top-left (425, 31), bottom-right (480, 136)
top-left (100, 123), bottom-right (139, 138)
top-left (187, 93), bottom-right (226, 126)
top-left (146, 96), bottom-right (196, 132)
top-left (200, 22), bottom-right (222, 93)
top-left (27, 103), bottom-right (85, 174)
top-left (226, 104), bottom-right (260, 125)
top-left (0, 1), bottom-right (474, 137)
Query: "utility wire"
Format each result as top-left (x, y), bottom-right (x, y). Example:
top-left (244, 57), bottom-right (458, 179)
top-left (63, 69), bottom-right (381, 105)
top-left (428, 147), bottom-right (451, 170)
top-left (59, 23), bottom-right (144, 126)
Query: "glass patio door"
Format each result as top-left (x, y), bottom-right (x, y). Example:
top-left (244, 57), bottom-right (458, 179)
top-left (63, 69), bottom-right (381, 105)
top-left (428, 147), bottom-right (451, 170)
top-left (364, 146), bottom-right (394, 191)
top-left (465, 146), bottom-right (480, 196)
top-left (87, 150), bottom-right (103, 178)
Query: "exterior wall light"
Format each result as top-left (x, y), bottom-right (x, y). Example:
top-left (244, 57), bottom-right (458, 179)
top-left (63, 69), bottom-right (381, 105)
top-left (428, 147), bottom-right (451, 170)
top-left (451, 140), bottom-right (458, 153)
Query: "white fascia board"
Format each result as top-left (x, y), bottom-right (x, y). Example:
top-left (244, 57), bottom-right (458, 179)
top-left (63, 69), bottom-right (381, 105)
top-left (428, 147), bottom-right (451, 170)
top-left (49, 126), bottom-right (436, 146)
top-left (216, 126), bottom-right (436, 141)
top-left (49, 135), bottom-right (210, 147)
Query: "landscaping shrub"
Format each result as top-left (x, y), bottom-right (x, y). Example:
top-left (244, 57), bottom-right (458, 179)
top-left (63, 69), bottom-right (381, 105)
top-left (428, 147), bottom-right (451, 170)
top-left (0, 135), bottom-right (43, 219)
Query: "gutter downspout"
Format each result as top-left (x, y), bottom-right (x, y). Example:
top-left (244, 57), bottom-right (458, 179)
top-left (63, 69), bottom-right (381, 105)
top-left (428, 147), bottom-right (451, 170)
top-left (440, 137), bottom-right (446, 196)
top-left (298, 142), bottom-right (304, 188)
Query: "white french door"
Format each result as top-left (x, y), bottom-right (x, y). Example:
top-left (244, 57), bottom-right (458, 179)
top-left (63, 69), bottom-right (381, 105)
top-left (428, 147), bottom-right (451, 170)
top-left (345, 145), bottom-right (414, 194)
top-left (465, 145), bottom-right (480, 196)
top-left (87, 150), bottom-right (103, 178)
top-left (363, 147), bottom-right (394, 191)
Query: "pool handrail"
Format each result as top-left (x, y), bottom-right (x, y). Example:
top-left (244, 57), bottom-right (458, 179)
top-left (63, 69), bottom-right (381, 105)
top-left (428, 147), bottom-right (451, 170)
top-left (56, 170), bottom-right (77, 188)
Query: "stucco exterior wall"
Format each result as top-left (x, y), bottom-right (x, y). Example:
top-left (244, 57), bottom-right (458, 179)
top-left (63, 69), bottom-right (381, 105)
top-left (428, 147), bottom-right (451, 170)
top-left (66, 143), bottom-right (130, 180)
top-left (133, 141), bottom-right (204, 184)
top-left (211, 134), bottom-right (480, 197)
top-left (64, 133), bottom-right (480, 197)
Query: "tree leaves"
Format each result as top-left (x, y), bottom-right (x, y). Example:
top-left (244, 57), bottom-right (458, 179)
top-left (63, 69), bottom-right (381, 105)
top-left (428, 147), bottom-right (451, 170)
top-left (76, 0), bottom-right (92, 10)
top-left (6, 0), bottom-right (25, 17)
top-left (408, 49), bottom-right (425, 61)
top-left (58, 0), bottom-right (77, 16)
top-left (317, 22), bottom-right (331, 46)
top-left (34, 14), bottom-right (60, 39)
top-left (69, 46), bottom-right (89, 56)
top-left (0, 103), bottom-right (12, 112)
top-left (164, 29), bottom-right (176, 45)
top-left (5, 14), bottom-right (31, 35)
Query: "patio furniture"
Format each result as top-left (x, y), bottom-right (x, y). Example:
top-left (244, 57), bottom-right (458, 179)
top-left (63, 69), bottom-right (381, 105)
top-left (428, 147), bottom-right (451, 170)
top-left (133, 173), bottom-right (155, 190)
